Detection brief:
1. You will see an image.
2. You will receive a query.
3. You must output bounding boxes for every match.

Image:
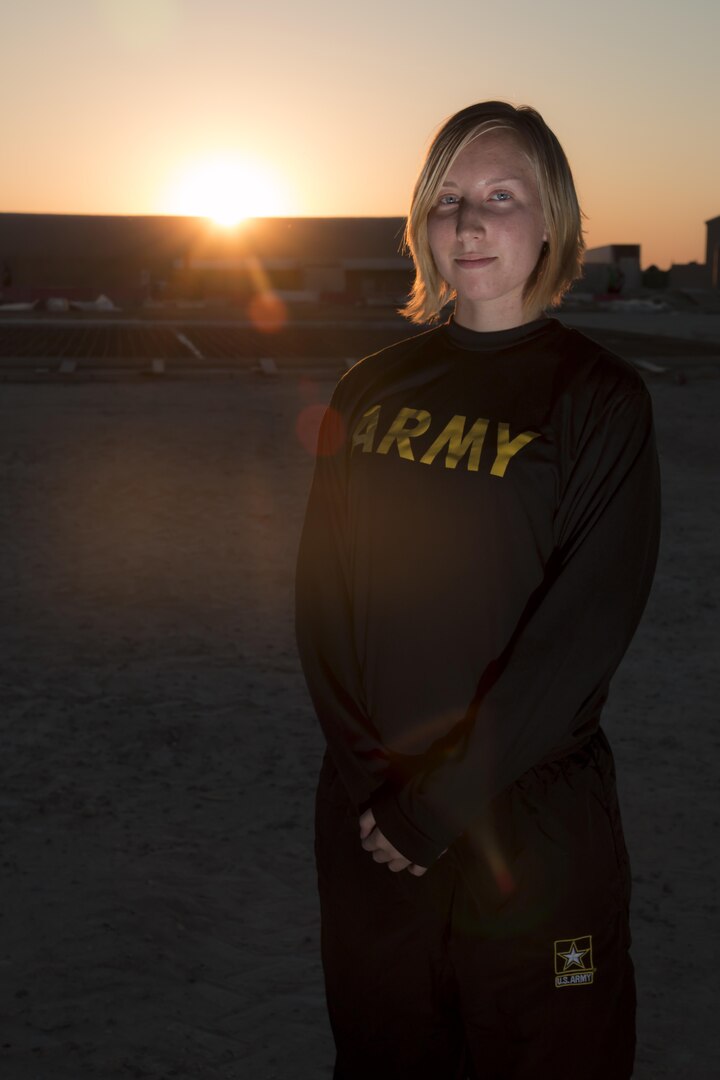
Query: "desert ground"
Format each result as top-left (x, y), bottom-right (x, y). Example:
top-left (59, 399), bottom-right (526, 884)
top-left (0, 346), bottom-right (718, 1078)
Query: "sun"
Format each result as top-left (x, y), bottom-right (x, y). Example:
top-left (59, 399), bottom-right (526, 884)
top-left (165, 155), bottom-right (287, 225)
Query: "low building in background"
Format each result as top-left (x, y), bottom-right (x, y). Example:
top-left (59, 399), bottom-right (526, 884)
top-left (668, 261), bottom-right (711, 290)
top-left (0, 214), bottom-right (413, 308)
top-left (581, 244), bottom-right (642, 295)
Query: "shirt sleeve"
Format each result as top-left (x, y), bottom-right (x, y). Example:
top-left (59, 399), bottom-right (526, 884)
top-left (369, 385), bottom-right (662, 868)
top-left (294, 394), bottom-right (387, 802)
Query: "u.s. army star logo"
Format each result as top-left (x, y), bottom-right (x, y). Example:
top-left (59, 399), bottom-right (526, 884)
top-left (554, 935), bottom-right (595, 987)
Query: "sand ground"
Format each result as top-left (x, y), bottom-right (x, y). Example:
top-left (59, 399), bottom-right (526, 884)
top-left (0, 366), bottom-right (718, 1079)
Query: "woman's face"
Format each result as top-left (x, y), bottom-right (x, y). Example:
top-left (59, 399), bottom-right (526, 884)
top-left (426, 131), bottom-right (548, 331)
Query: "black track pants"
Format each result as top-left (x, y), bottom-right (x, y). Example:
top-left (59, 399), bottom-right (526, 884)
top-left (314, 730), bottom-right (636, 1079)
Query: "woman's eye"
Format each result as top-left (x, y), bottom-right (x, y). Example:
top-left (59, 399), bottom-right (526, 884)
top-left (491, 191), bottom-right (512, 202)
top-left (438, 194), bottom-right (458, 205)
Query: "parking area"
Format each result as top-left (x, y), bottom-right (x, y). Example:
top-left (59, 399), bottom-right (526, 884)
top-left (0, 312), bottom-right (718, 378)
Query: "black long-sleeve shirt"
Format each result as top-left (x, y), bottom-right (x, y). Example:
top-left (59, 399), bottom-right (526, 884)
top-left (295, 314), bottom-right (661, 868)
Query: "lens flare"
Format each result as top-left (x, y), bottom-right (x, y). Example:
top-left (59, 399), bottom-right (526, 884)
top-left (248, 290), bottom-right (287, 333)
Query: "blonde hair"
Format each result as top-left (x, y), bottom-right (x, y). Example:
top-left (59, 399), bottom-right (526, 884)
top-left (398, 101), bottom-right (585, 324)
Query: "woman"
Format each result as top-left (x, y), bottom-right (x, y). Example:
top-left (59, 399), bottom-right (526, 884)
top-left (295, 101), bottom-right (660, 1079)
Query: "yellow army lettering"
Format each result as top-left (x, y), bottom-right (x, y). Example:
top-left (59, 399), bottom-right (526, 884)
top-left (351, 404), bottom-right (540, 478)
top-left (377, 407), bottom-right (431, 459)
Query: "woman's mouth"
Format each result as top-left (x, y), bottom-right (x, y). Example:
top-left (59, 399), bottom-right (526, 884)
top-left (455, 256), bottom-right (496, 268)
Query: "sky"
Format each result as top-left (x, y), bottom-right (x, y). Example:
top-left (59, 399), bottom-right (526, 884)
top-left (2, 0), bottom-right (719, 269)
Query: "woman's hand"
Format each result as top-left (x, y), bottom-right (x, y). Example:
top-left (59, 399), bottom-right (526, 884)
top-left (358, 808), bottom-right (429, 876)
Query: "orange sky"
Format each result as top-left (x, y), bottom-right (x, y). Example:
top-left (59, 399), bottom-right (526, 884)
top-left (3, 0), bottom-right (719, 269)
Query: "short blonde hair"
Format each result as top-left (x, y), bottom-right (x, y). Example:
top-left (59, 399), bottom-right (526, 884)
top-left (398, 101), bottom-right (585, 324)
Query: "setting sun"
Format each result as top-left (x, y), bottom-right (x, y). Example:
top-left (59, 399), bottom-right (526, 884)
top-left (164, 156), bottom-right (288, 225)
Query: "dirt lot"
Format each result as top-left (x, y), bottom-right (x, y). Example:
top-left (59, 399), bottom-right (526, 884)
top-left (0, 353), bottom-right (718, 1077)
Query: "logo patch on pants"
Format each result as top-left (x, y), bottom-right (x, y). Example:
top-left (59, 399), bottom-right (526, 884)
top-left (554, 935), bottom-right (595, 987)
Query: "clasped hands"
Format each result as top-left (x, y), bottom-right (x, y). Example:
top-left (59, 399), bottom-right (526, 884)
top-left (359, 808), bottom-right (447, 877)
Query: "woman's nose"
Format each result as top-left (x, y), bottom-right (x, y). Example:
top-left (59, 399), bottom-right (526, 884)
top-left (456, 201), bottom-right (486, 239)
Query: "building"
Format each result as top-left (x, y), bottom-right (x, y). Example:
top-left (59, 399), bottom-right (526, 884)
top-left (706, 215), bottom-right (720, 289)
top-left (580, 244), bottom-right (642, 294)
top-left (0, 214), bottom-right (413, 307)
top-left (667, 260), bottom-right (711, 291)
top-left (668, 215), bottom-right (719, 292)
